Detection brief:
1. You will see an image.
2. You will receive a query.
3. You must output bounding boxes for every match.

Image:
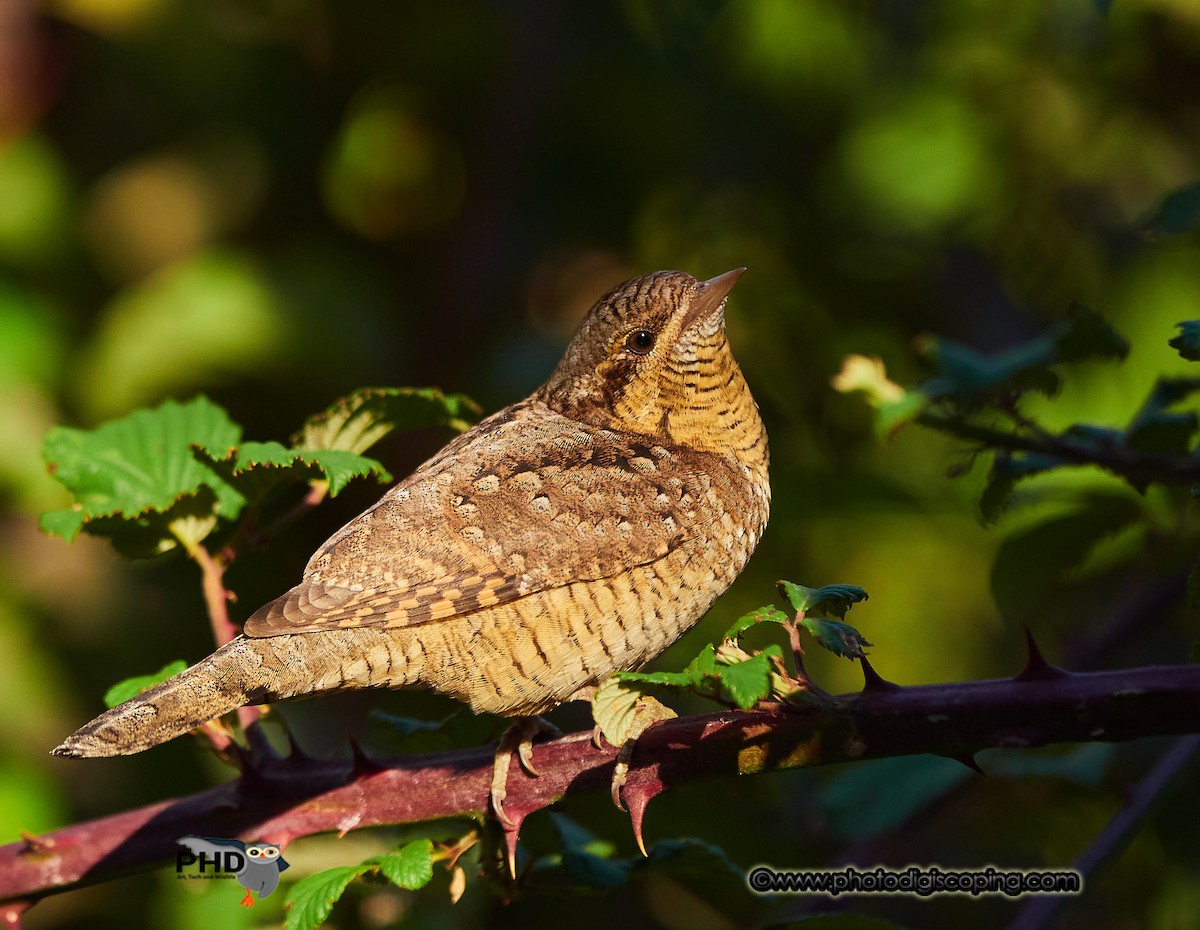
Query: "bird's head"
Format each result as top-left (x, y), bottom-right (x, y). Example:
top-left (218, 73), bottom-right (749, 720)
top-left (537, 269), bottom-right (756, 453)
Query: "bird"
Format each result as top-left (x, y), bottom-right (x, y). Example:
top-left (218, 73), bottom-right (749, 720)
top-left (52, 268), bottom-right (771, 819)
top-left (177, 836), bottom-right (289, 907)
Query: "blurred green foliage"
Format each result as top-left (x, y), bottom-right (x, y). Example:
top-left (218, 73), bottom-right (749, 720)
top-left (3, 0), bottom-right (1200, 928)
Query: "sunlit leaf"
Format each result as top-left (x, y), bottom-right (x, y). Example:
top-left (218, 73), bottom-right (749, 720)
top-left (285, 864), bottom-right (373, 930)
top-left (591, 676), bottom-right (677, 746)
top-left (618, 644), bottom-right (717, 689)
top-left (40, 395), bottom-right (244, 553)
top-left (724, 605), bottom-right (789, 641)
top-left (295, 386), bottom-right (480, 454)
top-left (376, 839), bottom-right (434, 890)
top-left (102, 660), bottom-right (187, 708)
top-left (716, 648), bottom-right (779, 710)
top-left (216, 440), bottom-right (391, 496)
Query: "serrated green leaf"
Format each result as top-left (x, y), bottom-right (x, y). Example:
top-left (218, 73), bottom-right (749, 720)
top-left (799, 617), bottom-right (873, 659)
top-left (41, 396), bottom-right (245, 553)
top-left (284, 863), bottom-right (373, 930)
top-left (377, 839), bottom-right (433, 890)
top-left (231, 441), bottom-right (391, 496)
top-left (618, 643), bottom-right (717, 689)
top-left (716, 648), bottom-right (779, 710)
top-left (723, 606), bottom-right (789, 641)
top-left (102, 660), bottom-right (187, 708)
top-left (591, 677), bottom-right (644, 746)
top-left (777, 582), bottom-right (869, 619)
top-left (591, 676), bottom-right (677, 745)
top-left (1170, 321), bottom-right (1200, 362)
top-left (296, 386), bottom-right (481, 454)
top-left (979, 451), bottom-right (1065, 523)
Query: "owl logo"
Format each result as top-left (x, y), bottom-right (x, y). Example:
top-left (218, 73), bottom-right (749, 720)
top-left (177, 835), bottom-right (290, 907)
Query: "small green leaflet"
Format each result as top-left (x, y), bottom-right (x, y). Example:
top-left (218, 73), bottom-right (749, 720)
top-left (202, 440), bottom-right (391, 497)
top-left (719, 646), bottom-right (782, 709)
top-left (376, 839), bottom-right (435, 889)
top-left (295, 386), bottom-right (480, 454)
top-left (284, 839), bottom-right (434, 930)
top-left (1170, 321), bottom-right (1200, 362)
top-left (723, 605), bottom-right (789, 640)
top-left (617, 643), bottom-right (717, 689)
top-left (798, 617), bottom-right (873, 660)
top-left (102, 660), bottom-right (187, 708)
top-left (777, 581), bottom-right (869, 619)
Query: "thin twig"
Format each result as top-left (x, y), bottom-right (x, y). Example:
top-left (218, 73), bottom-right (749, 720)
top-left (1005, 734), bottom-right (1200, 930)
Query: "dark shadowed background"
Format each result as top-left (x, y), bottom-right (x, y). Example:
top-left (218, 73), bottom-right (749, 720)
top-left (2, 1), bottom-right (1199, 928)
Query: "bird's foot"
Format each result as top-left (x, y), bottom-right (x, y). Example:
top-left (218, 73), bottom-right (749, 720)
top-left (240, 890), bottom-right (255, 908)
top-left (490, 716), bottom-right (560, 827)
top-left (588, 678), bottom-right (677, 818)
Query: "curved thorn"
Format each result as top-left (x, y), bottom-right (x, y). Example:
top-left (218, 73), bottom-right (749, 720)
top-left (859, 655), bottom-right (901, 692)
top-left (1015, 627), bottom-right (1070, 682)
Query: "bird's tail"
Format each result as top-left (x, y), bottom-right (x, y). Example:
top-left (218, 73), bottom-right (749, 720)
top-left (51, 631), bottom-right (416, 758)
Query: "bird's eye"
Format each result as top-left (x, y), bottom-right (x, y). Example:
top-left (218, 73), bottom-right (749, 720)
top-left (248, 849), bottom-right (261, 858)
top-left (626, 329), bottom-right (655, 354)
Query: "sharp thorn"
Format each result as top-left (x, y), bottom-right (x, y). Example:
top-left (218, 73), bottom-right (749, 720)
top-left (1015, 627), bottom-right (1070, 682)
top-left (348, 738), bottom-right (383, 777)
top-left (941, 752), bottom-right (986, 776)
top-left (859, 655), bottom-right (901, 692)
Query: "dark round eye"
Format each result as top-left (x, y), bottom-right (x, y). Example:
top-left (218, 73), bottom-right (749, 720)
top-left (626, 329), bottom-right (655, 354)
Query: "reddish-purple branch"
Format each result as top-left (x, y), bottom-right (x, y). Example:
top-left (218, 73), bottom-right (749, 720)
top-left (4, 660), bottom-right (1200, 903)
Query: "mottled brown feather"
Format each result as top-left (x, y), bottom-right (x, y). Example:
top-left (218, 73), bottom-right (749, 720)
top-left (243, 403), bottom-right (697, 635)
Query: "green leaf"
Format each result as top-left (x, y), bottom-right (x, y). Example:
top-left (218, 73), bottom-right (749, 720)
top-left (716, 647), bottom-right (779, 710)
top-left (990, 492), bottom-right (1143, 623)
top-left (369, 708), bottom-right (499, 754)
top-left (41, 396), bottom-right (245, 554)
top-left (1124, 377), bottom-right (1200, 454)
top-left (102, 660), bottom-right (187, 708)
top-left (1147, 183), bottom-right (1200, 237)
top-left (1169, 321), bottom-right (1200, 362)
top-left (224, 441), bottom-right (391, 496)
top-left (819, 756), bottom-right (972, 841)
top-left (799, 617), bottom-right (873, 659)
top-left (591, 676), bottom-right (677, 745)
top-left (979, 450), bottom-right (1065, 523)
top-left (1053, 303), bottom-right (1130, 364)
top-left (552, 814), bottom-right (629, 889)
top-left (618, 643), bottom-right (717, 689)
top-left (284, 864), bottom-right (373, 930)
top-left (376, 839), bottom-right (434, 890)
top-left (777, 581), bottom-right (869, 618)
top-left (296, 386), bottom-right (480, 454)
top-left (723, 605), bottom-right (789, 641)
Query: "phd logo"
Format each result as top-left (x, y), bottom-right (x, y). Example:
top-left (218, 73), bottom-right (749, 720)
top-left (176, 836), bottom-right (290, 907)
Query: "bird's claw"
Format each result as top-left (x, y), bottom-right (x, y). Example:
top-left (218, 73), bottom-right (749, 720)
top-left (610, 739), bottom-right (636, 811)
top-left (490, 716), bottom-right (560, 825)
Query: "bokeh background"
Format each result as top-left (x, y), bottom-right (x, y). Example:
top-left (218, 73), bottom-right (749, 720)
top-left (2, 1), bottom-right (1200, 928)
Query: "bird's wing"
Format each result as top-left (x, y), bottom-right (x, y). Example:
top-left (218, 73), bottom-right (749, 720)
top-left (245, 403), bottom-right (709, 636)
top-left (177, 836), bottom-right (246, 855)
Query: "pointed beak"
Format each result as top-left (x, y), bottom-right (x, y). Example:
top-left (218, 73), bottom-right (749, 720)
top-left (683, 267), bottom-right (745, 331)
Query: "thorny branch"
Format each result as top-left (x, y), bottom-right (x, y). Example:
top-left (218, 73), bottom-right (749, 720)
top-left (4, 655), bottom-right (1199, 906)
